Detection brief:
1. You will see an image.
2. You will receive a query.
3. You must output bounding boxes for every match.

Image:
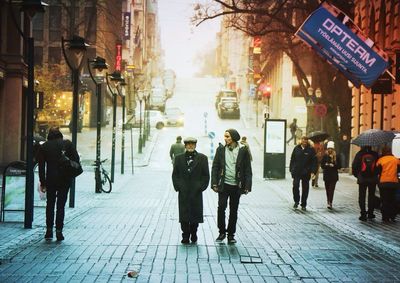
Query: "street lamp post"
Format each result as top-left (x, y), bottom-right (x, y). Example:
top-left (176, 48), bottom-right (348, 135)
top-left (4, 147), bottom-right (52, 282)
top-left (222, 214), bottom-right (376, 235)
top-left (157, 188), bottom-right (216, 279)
top-left (315, 88), bottom-right (323, 131)
top-left (87, 56), bottom-right (108, 193)
top-left (106, 71), bottom-right (124, 182)
top-left (117, 80), bottom-right (127, 174)
top-left (306, 87), bottom-right (315, 135)
top-left (8, 0), bottom-right (47, 228)
top-left (62, 35), bottom-right (88, 208)
top-left (137, 91), bottom-right (144, 154)
top-left (145, 91), bottom-right (150, 140)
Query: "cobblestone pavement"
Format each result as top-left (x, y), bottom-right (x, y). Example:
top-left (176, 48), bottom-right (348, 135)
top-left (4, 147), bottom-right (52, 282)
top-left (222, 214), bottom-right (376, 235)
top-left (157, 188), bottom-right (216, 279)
top-left (1, 100), bottom-right (400, 282)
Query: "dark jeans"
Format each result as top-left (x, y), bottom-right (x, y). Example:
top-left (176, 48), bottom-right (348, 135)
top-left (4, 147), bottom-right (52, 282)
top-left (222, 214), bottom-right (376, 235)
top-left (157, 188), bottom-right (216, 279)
top-left (180, 222), bottom-right (199, 239)
top-left (358, 183), bottom-right (376, 216)
top-left (292, 175), bottom-right (310, 207)
top-left (379, 185), bottom-right (397, 220)
top-left (287, 132), bottom-right (296, 145)
top-left (46, 185), bottom-right (69, 230)
top-left (217, 183), bottom-right (241, 236)
top-left (324, 181), bottom-right (337, 204)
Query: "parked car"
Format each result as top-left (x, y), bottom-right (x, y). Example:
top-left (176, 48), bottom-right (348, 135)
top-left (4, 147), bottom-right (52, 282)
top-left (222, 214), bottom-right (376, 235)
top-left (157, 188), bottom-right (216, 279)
top-left (392, 132), bottom-right (400, 158)
top-left (217, 97), bottom-right (240, 119)
top-left (134, 110), bottom-right (165, 130)
top-left (164, 107), bottom-right (184, 127)
top-left (215, 89), bottom-right (238, 109)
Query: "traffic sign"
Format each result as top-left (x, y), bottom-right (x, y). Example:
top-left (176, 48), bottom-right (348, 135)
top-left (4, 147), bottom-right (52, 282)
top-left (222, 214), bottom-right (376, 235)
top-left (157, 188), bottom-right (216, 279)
top-left (314, 104), bottom-right (327, 117)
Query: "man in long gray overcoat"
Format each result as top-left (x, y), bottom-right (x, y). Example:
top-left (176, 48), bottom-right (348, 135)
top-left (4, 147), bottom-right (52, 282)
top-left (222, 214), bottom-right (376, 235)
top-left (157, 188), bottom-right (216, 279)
top-left (172, 137), bottom-right (210, 244)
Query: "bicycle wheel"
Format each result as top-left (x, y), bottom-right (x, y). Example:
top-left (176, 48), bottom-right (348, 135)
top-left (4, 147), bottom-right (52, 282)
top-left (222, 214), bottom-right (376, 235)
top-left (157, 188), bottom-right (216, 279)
top-left (100, 170), bottom-right (112, 193)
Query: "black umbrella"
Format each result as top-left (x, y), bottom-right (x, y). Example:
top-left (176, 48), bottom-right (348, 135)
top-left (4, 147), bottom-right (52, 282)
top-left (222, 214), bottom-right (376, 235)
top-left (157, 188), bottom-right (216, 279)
top-left (351, 129), bottom-right (395, 147)
top-left (307, 131), bottom-right (329, 143)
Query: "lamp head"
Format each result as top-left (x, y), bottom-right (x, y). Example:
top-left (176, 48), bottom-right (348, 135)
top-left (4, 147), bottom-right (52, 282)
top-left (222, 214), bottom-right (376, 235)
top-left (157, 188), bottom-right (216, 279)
top-left (62, 35), bottom-right (89, 70)
top-left (91, 56), bottom-right (108, 71)
top-left (21, 0), bottom-right (48, 19)
top-left (315, 88), bottom-right (322, 98)
top-left (307, 87), bottom-right (314, 97)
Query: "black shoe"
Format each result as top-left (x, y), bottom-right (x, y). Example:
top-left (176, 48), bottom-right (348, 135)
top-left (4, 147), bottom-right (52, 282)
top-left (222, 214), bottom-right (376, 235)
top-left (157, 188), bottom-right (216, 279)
top-left (181, 238), bottom-right (190, 244)
top-left (301, 206), bottom-right (306, 211)
top-left (191, 234), bottom-right (198, 243)
top-left (293, 203), bottom-right (299, 209)
top-left (227, 235), bottom-right (236, 244)
top-left (359, 215), bottom-right (367, 221)
top-left (215, 233), bottom-right (226, 242)
top-left (367, 214), bottom-right (376, 219)
top-left (44, 228), bottom-right (53, 239)
top-left (56, 230), bottom-right (64, 241)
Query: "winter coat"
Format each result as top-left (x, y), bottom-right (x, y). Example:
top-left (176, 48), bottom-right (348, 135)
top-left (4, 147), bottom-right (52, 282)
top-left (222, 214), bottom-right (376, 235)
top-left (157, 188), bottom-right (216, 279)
top-left (351, 148), bottom-right (379, 184)
top-left (169, 142), bottom-right (185, 164)
top-left (172, 151), bottom-right (210, 223)
top-left (321, 153), bottom-right (341, 182)
top-left (211, 144), bottom-right (252, 194)
top-left (376, 154), bottom-right (400, 188)
top-left (289, 144), bottom-right (317, 178)
top-left (38, 138), bottom-right (80, 187)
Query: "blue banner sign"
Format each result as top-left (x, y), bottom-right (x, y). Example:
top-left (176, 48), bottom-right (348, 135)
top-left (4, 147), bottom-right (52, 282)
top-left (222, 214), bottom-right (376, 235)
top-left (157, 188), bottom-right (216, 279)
top-left (295, 2), bottom-right (389, 88)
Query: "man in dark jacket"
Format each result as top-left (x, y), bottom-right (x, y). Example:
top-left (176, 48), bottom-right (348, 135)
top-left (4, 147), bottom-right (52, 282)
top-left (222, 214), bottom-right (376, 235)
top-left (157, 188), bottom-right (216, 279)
top-left (37, 127), bottom-right (80, 241)
top-left (169, 136), bottom-right (185, 165)
top-left (289, 136), bottom-right (317, 210)
top-left (351, 146), bottom-right (379, 221)
top-left (211, 129), bottom-right (252, 244)
top-left (172, 137), bottom-right (210, 244)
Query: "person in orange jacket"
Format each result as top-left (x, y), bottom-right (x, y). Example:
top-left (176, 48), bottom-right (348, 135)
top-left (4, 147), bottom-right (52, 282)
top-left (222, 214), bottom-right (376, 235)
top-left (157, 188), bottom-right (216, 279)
top-left (376, 146), bottom-right (400, 222)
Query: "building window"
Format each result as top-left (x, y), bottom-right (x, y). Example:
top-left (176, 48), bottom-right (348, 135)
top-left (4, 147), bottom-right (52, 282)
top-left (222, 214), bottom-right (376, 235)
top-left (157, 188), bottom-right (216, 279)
top-left (32, 13), bottom-right (44, 41)
top-left (49, 6), bottom-right (62, 42)
top-left (85, 7), bottom-right (97, 44)
top-left (34, 46), bottom-right (43, 66)
top-left (48, 47), bottom-right (61, 64)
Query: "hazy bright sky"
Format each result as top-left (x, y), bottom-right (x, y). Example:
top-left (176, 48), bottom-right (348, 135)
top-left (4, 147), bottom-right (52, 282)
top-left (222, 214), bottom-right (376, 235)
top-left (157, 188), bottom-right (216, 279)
top-left (158, 0), bottom-right (221, 78)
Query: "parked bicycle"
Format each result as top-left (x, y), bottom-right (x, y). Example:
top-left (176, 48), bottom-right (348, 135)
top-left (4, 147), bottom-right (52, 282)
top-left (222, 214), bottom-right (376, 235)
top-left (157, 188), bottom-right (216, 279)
top-left (94, 159), bottom-right (112, 193)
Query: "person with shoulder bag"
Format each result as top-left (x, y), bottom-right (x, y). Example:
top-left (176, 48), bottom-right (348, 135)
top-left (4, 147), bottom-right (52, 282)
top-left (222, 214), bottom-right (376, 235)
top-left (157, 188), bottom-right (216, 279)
top-left (37, 126), bottom-right (81, 241)
top-left (321, 141), bottom-right (341, 209)
top-left (375, 146), bottom-right (400, 222)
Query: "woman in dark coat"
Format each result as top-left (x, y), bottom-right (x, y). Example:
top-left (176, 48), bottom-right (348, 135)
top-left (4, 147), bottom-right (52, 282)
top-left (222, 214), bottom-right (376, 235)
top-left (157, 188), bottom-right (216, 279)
top-left (37, 127), bottom-right (80, 241)
top-left (172, 137), bottom-right (210, 244)
top-left (321, 141), bottom-right (341, 209)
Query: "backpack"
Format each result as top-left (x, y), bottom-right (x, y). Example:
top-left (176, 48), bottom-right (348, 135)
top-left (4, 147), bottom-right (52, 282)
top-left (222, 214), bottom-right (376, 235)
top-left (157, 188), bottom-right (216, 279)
top-left (360, 153), bottom-right (376, 177)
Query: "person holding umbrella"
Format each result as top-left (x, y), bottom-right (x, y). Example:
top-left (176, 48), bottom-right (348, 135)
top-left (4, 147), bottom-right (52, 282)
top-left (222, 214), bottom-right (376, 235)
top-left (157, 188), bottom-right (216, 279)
top-left (352, 146), bottom-right (379, 221)
top-left (351, 129), bottom-right (395, 221)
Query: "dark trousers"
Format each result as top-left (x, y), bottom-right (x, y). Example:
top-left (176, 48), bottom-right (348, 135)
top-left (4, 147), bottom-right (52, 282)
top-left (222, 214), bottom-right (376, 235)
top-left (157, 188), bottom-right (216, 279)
top-left (292, 175), bottom-right (310, 207)
top-left (217, 183), bottom-right (241, 236)
top-left (358, 183), bottom-right (376, 216)
top-left (287, 132), bottom-right (296, 145)
top-left (180, 222), bottom-right (199, 239)
top-left (379, 186), bottom-right (397, 220)
top-left (46, 186), bottom-right (69, 230)
top-left (324, 181), bottom-right (337, 204)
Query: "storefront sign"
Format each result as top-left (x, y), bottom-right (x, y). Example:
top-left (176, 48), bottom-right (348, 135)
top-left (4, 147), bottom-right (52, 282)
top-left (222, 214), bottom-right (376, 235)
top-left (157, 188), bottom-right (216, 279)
top-left (295, 2), bottom-right (389, 88)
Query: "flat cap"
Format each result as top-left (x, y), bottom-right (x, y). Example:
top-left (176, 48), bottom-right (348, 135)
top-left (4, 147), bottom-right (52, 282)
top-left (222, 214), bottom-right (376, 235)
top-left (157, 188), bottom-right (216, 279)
top-left (183, 137), bottom-right (197, 143)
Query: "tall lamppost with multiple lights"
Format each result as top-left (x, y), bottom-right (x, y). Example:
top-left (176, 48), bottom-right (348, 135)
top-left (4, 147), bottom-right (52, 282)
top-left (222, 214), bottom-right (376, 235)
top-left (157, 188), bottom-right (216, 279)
top-left (8, 0), bottom-right (47, 228)
top-left (106, 71), bottom-right (124, 182)
top-left (61, 35), bottom-right (88, 207)
top-left (87, 56), bottom-right (108, 193)
top-left (136, 90), bottom-right (144, 154)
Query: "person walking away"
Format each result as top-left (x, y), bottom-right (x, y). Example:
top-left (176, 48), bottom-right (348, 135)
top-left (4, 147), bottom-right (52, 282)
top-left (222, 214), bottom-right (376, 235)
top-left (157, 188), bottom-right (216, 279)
top-left (312, 141), bottom-right (325, 188)
top-left (352, 146), bottom-right (379, 221)
top-left (37, 126), bottom-right (80, 241)
top-left (287, 118), bottom-right (298, 145)
top-left (169, 136), bottom-right (185, 165)
top-left (321, 141), bottom-right (341, 209)
top-left (211, 129), bottom-right (252, 244)
top-left (172, 137), bottom-right (210, 244)
top-left (339, 134), bottom-right (350, 171)
top-left (289, 136), bottom-right (317, 211)
top-left (375, 146), bottom-right (400, 222)
top-left (240, 136), bottom-right (253, 161)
